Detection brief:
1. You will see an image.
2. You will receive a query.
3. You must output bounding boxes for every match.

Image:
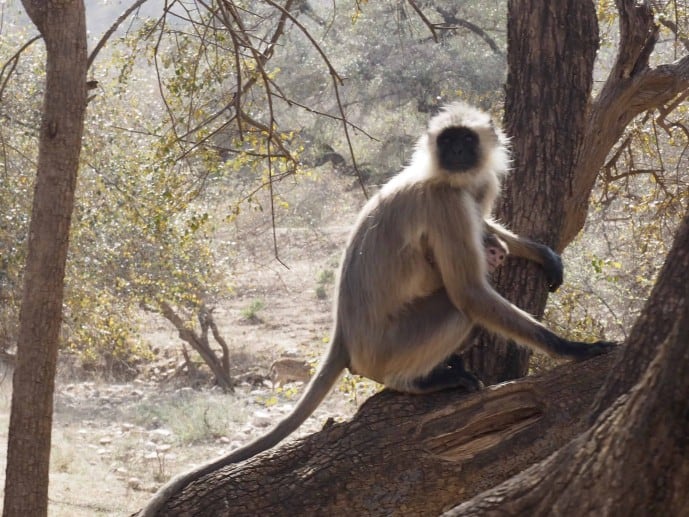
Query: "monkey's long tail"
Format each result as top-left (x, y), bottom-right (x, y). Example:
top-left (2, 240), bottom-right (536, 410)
top-left (139, 334), bottom-right (349, 517)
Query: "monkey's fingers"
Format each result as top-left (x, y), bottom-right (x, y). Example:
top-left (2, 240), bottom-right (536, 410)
top-left (571, 340), bottom-right (619, 360)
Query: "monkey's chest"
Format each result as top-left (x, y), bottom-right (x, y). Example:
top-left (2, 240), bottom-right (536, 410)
top-left (396, 247), bottom-right (443, 302)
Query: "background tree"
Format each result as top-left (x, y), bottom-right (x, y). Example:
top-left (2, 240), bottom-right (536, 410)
top-left (465, 0), bottom-right (689, 384)
top-left (3, 2), bottom-right (87, 516)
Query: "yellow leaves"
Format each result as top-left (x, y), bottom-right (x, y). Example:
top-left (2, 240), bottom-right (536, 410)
top-left (262, 395), bottom-right (279, 407)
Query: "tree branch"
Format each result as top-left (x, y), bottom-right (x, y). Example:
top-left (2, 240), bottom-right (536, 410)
top-left (445, 286), bottom-right (689, 516)
top-left (146, 351), bottom-right (620, 515)
top-left (87, 0), bottom-right (151, 69)
top-left (0, 35), bottom-right (41, 101)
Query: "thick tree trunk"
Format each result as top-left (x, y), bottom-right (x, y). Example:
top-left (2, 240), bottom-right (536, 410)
top-left (149, 350), bottom-right (618, 516)
top-left (463, 0), bottom-right (598, 384)
top-left (3, 3), bottom-right (87, 516)
top-left (445, 317), bottom-right (689, 516)
top-left (444, 215), bottom-right (689, 516)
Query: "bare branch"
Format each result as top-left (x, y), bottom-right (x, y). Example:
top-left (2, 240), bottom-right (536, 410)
top-left (656, 13), bottom-right (689, 53)
top-left (406, 0), bottom-right (438, 43)
top-left (562, 0), bottom-right (689, 246)
top-left (433, 4), bottom-right (504, 56)
top-left (0, 35), bottom-right (41, 101)
top-left (87, 0), bottom-right (151, 69)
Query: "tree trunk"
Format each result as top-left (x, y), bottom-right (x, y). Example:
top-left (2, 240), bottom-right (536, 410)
top-left (148, 350), bottom-right (618, 516)
top-left (159, 302), bottom-right (234, 391)
top-left (3, 3), bottom-right (87, 516)
top-left (444, 215), bottom-right (689, 516)
top-left (463, 0), bottom-right (599, 384)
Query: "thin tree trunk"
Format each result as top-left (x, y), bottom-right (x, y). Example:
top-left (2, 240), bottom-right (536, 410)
top-left (3, 3), bottom-right (87, 516)
top-left (463, 0), bottom-right (599, 384)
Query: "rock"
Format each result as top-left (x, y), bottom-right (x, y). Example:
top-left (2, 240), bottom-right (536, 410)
top-left (128, 477), bottom-right (142, 490)
top-left (251, 410), bottom-right (273, 427)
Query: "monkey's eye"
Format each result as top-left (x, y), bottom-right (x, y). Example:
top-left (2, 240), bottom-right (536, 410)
top-left (436, 126), bottom-right (480, 172)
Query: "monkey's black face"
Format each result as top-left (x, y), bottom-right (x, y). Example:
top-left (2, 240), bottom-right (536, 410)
top-left (436, 126), bottom-right (480, 172)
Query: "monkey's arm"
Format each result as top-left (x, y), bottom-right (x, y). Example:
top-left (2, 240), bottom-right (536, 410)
top-left (484, 219), bottom-right (563, 291)
top-left (430, 210), bottom-right (612, 360)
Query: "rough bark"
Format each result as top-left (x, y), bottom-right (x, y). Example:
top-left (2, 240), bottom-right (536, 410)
top-left (3, 2), bottom-right (87, 516)
top-left (444, 221), bottom-right (689, 516)
top-left (463, 0), bottom-right (598, 384)
top-left (149, 350), bottom-right (619, 516)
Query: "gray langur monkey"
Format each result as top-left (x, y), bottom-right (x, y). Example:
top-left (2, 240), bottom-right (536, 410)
top-left (140, 102), bottom-right (614, 516)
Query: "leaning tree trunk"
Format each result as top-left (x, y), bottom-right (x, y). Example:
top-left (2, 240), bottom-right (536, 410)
top-left (463, 0), bottom-right (599, 384)
top-left (444, 213), bottom-right (689, 516)
top-left (148, 351), bottom-right (618, 516)
top-left (3, 3), bottom-right (87, 517)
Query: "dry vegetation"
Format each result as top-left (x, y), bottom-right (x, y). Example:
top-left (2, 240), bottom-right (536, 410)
top-left (0, 171), bottom-right (384, 516)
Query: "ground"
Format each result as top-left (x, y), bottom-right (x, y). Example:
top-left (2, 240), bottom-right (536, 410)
top-left (0, 179), bottom-right (381, 516)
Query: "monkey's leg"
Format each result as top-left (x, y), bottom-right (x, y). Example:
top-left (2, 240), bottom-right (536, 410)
top-left (380, 290), bottom-right (479, 394)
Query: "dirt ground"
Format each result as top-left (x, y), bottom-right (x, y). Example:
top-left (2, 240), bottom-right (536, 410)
top-left (0, 194), bottom-right (383, 516)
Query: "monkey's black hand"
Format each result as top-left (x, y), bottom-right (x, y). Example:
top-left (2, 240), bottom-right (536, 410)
top-left (539, 245), bottom-right (563, 292)
top-left (567, 340), bottom-right (619, 360)
top-left (588, 340), bottom-right (619, 355)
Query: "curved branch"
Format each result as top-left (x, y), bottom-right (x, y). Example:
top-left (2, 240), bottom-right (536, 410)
top-left (561, 0), bottom-right (689, 247)
top-left (0, 35), bottom-right (41, 101)
top-left (87, 0), bottom-right (151, 69)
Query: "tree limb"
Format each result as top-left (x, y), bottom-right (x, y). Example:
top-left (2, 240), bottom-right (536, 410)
top-left (445, 284), bottom-right (689, 517)
top-left (149, 350), bottom-right (620, 516)
top-left (87, 0), bottom-right (151, 69)
top-left (0, 35), bottom-right (41, 101)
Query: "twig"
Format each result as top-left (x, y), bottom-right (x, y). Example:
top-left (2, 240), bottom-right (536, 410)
top-left (406, 0), bottom-right (438, 43)
top-left (0, 35), bottom-right (41, 101)
top-left (87, 0), bottom-right (151, 69)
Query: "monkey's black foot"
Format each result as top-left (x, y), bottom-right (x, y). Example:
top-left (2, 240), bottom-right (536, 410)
top-left (412, 355), bottom-right (483, 394)
top-left (589, 340), bottom-right (619, 355)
